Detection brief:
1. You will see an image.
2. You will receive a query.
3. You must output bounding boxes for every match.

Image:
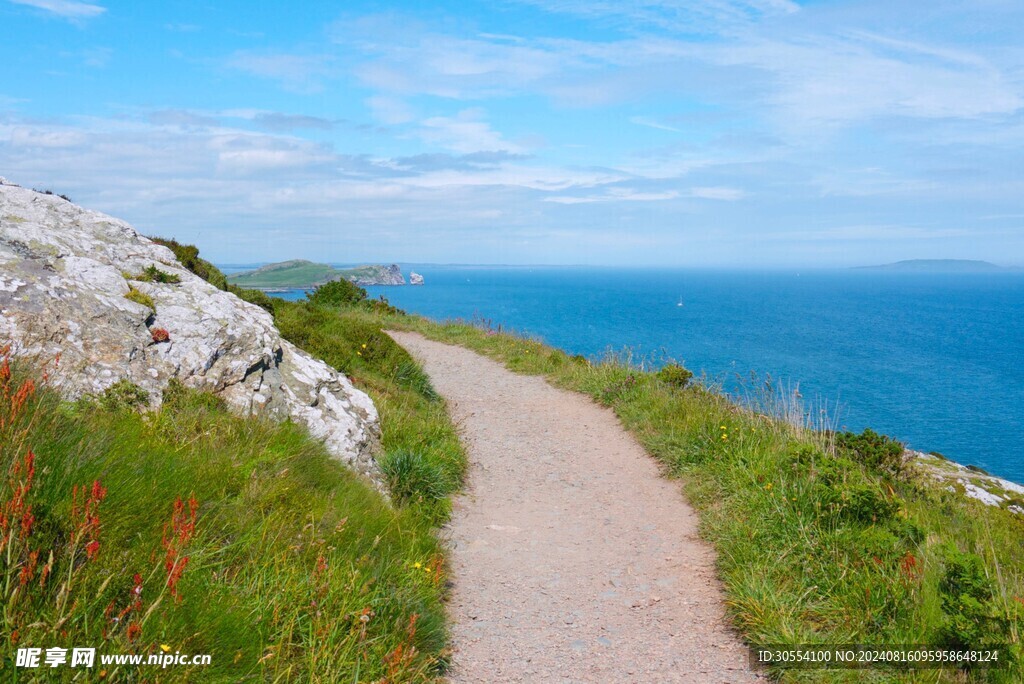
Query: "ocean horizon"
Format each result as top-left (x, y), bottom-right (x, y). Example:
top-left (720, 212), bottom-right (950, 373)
top-left (226, 264), bottom-right (1024, 486)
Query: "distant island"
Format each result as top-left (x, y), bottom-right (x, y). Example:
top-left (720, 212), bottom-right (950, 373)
top-left (227, 259), bottom-right (418, 290)
top-left (856, 259), bottom-right (1007, 273)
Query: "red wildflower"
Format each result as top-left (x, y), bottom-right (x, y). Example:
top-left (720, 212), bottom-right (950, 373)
top-left (161, 495), bottom-right (198, 600)
top-left (150, 328), bottom-right (170, 343)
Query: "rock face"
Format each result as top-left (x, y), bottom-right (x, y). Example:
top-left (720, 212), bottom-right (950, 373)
top-left (0, 180), bottom-right (383, 488)
top-left (409, 271), bottom-right (425, 286)
top-left (348, 264), bottom-right (405, 286)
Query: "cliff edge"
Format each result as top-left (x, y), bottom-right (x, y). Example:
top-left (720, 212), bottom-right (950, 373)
top-left (0, 179), bottom-right (383, 488)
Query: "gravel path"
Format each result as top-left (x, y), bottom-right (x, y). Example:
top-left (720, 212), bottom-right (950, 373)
top-left (388, 332), bottom-right (760, 683)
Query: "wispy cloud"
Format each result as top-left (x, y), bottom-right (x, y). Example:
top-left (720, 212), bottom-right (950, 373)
top-left (419, 109), bottom-right (524, 154)
top-left (8, 0), bottom-right (105, 19)
top-left (630, 116), bottom-right (680, 133)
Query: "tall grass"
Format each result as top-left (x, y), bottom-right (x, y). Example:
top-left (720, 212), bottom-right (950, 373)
top-left (1, 304), bottom-right (460, 682)
top-left (383, 315), bottom-right (1023, 683)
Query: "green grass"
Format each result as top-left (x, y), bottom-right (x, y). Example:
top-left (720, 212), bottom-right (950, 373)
top-left (377, 314), bottom-right (1024, 683)
top-left (1, 364), bottom-right (452, 682)
top-left (2, 248), bottom-right (465, 682)
top-left (123, 286), bottom-right (154, 312)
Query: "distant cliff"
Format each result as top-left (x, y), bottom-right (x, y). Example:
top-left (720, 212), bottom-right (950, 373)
top-left (228, 260), bottom-right (407, 290)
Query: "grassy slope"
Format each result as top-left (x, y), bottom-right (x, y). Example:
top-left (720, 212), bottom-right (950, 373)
top-left (1, 261), bottom-right (464, 682)
top-left (379, 314), bottom-right (1023, 683)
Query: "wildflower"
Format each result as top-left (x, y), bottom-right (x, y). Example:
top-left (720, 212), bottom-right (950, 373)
top-left (151, 328), bottom-right (170, 344)
top-left (412, 562), bottom-right (422, 569)
top-left (361, 343), bottom-right (367, 349)
top-left (160, 644), bottom-right (171, 653)
top-left (162, 494), bottom-right (198, 600)
top-left (764, 483), bottom-right (773, 490)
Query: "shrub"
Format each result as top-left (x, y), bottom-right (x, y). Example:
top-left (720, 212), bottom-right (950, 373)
top-left (151, 328), bottom-right (170, 343)
top-left (834, 428), bottom-right (905, 474)
top-left (381, 450), bottom-right (448, 506)
top-left (99, 379), bottom-right (149, 411)
top-left (130, 264), bottom-right (181, 284)
top-left (124, 286), bottom-right (155, 311)
top-left (657, 362), bottom-right (694, 389)
top-left (938, 548), bottom-right (1012, 652)
top-left (308, 278), bottom-right (367, 307)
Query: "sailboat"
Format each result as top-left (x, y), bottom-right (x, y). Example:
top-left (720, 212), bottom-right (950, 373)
top-left (676, 296), bottom-right (684, 307)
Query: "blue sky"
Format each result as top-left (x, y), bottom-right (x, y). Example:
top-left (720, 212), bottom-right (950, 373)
top-left (1, 0), bottom-right (1022, 266)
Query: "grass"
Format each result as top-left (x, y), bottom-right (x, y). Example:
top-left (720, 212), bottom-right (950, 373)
top-left (123, 286), bottom-right (154, 312)
top-left (2, 252), bottom-right (465, 681)
top-left (374, 313), bottom-right (1024, 683)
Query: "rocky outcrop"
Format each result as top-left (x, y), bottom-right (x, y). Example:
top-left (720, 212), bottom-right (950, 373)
top-left (0, 179), bottom-right (383, 488)
top-left (409, 271), bottom-right (424, 286)
top-left (349, 264), bottom-right (405, 286)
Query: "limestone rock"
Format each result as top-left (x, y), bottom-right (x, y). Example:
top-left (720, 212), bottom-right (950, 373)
top-left (0, 179), bottom-right (383, 489)
top-left (409, 271), bottom-right (425, 285)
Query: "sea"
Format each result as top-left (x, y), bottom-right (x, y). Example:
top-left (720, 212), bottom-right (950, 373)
top-left (230, 265), bottom-right (1024, 485)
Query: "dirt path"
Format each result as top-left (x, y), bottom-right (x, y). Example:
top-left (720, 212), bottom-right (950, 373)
top-left (388, 332), bottom-right (760, 683)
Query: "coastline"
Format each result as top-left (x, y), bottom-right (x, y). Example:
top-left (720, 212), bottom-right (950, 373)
top-left (910, 450), bottom-right (1024, 514)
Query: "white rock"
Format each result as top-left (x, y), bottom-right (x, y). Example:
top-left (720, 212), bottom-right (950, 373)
top-left (0, 183), bottom-right (383, 489)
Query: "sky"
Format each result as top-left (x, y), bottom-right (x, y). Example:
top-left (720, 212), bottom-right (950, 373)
top-left (1, 0), bottom-right (1023, 267)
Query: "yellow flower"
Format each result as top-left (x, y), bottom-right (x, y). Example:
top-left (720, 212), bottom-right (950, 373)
top-left (361, 343), bottom-right (367, 349)
top-left (160, 644), bottom-right (171, 653)
top-left (720, 425), bottom-right (727, 430)
top-left (764, 483), bottom-right (773, 490)
top-left (424, 566), bottom-right (432, 573)
top-left (357, 351), bottom-right (362, 356)
top-left (412, 562), bottom-right (422, 569)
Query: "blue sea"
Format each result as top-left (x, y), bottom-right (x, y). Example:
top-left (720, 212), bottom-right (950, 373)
top-left (260, 266), bottom-right (1024, 484)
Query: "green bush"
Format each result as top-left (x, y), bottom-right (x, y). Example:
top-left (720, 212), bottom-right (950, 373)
top-left (939, 548), bottom-right (1012, 652)
top-left (835, 428), bottom-right (905, 474)
top-left (657, 362), bottom-right (694, 389)
top-left (98, 379), bottom-right (150, 411)
top-left (308, 278), bottom-right (367, 307)
top-left (123, 286), bottom-right (155, 311)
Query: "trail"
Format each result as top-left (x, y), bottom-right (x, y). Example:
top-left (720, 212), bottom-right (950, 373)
top-left (388, 332), bottom-right (760, 683)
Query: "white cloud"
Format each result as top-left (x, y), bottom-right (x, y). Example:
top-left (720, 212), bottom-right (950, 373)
top-left (8, 0), bottom-right (105, 18)
top-left (419, 109), bottom-right (522, 154)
